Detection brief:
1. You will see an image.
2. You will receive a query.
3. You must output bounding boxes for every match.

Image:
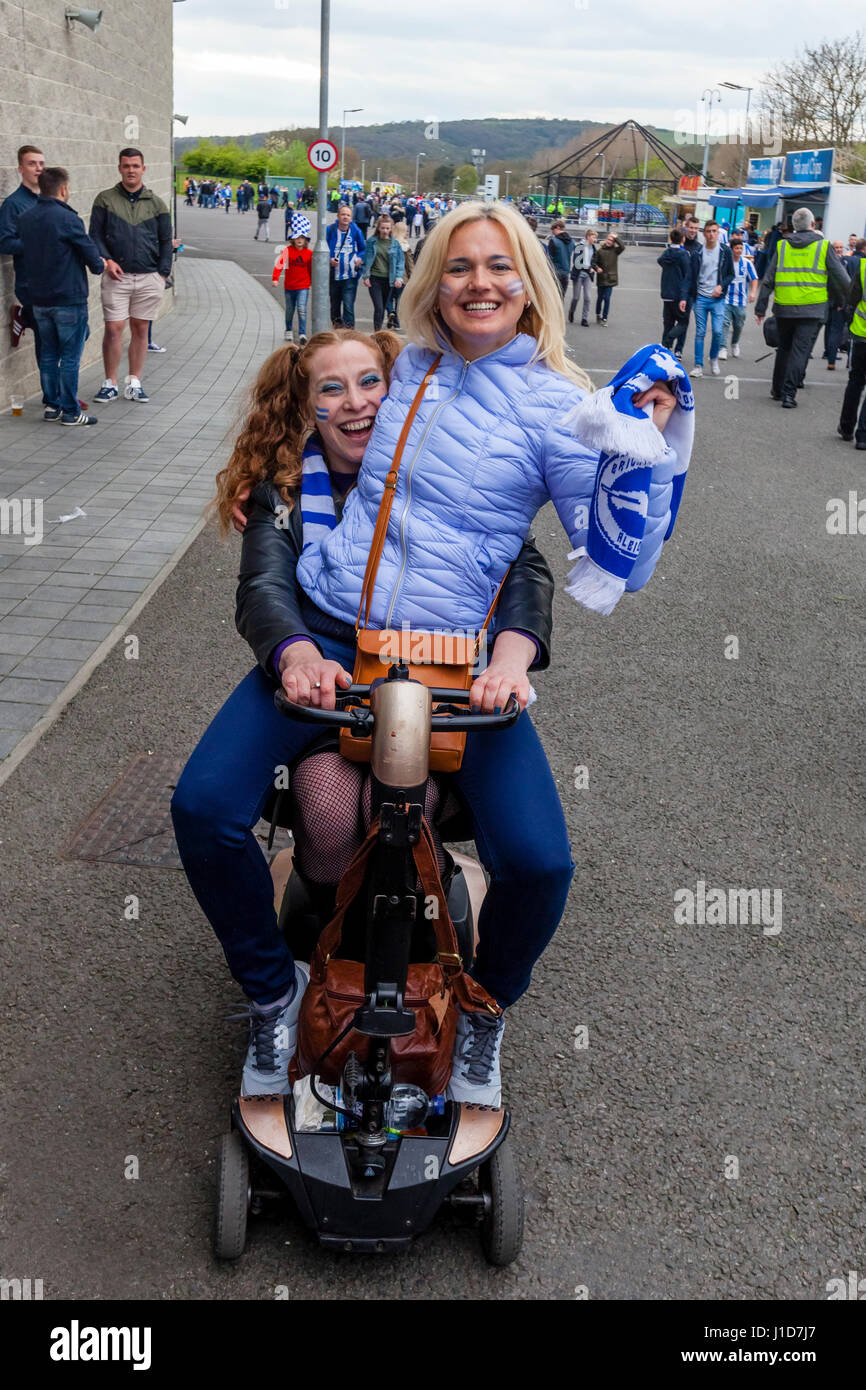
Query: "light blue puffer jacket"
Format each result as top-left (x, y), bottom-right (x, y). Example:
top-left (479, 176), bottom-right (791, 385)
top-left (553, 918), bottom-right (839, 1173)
top-left (296, 333), bottom-right (674, 632)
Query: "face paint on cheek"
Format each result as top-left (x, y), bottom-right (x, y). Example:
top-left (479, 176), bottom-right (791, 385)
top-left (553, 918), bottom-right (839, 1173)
top-left (506, 278), bottom-right (524, 297)
top-left (438, 280), bottom-right (457, 298)
top-left (379, 394), bottom-right (388, 402)
top-left (315, 407), bottom-right (330, 420)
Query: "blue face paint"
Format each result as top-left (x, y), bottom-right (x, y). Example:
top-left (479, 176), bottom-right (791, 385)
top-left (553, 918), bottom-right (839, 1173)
top-left (506, 277), bottom-right (524, 296)
top-left (315, 406), bottom-right (330, 420)
top-left (379, 394), bottom-right (388, 402)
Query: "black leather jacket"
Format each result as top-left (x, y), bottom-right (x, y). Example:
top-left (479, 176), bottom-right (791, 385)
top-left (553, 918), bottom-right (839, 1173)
top-left (236, 480), bottom-right (554, 678)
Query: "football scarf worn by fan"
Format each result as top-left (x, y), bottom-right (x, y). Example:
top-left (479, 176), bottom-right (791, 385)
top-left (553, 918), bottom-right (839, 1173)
top-left (298, 438), bottom-right (337, 551)
top-left (563, 343), bottom-right (694, 615)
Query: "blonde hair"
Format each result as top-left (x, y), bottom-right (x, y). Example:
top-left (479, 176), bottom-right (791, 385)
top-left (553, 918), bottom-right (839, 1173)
top-left (400, 200), bottom-right (592, 391)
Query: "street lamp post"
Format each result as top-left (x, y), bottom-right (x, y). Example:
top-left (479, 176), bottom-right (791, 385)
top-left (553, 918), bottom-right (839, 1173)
top-left (719, 80), bottom-right (753, 187)
top-left (312, 0), bottom-right (331, 336)
top-left (415, 151), bottom-right (426, 191)
top-left (360, 159), bottom-right (366, 187)
top-left (504, 169), bottom-right (512, 199)
top-left (171, 113), bottom-right (188, 290)
top-left (701, 87), bottom-right (722, 183)
top-left (341, 107), bottom-right (362, 184)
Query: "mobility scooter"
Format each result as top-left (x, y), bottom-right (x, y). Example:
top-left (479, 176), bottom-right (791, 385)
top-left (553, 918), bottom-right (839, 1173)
top-left (214, 661), bottom-right (525, 1265)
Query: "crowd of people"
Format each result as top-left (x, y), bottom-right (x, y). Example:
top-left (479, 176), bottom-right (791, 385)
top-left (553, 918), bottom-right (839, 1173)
top-left (518, 197), bottom-right (866, 441)
top-left (266, 189), bottom-right (458, 341)
top-left (7, 148), bottom-right (866, 446)
top-left (651, 209), bottom-right (866, 438)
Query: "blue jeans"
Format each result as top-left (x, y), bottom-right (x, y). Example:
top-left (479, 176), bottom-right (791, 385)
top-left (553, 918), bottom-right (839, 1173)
top-left (170, 634), bottom-right (575, 1009)
top-left (693, 295), bottom-right (727, 365)
top-left (329, 275), bottom-right (359, 328)
top-left (284, 288), bottom-right (309, 336)
top-left (32, 304), bottom-right (88, 417)
top-left (723, 304), bottom-right (746, 349)
top-left (596, 284), bottom-right (613, 320)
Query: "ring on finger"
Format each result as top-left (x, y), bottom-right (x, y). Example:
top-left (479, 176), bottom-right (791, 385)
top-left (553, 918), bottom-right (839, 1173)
top-left (314, 681), bottom-right (321, 688)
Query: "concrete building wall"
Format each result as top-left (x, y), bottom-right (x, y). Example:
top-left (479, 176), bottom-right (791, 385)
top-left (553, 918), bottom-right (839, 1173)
top-left (0, 0), bottom-right (174, 409)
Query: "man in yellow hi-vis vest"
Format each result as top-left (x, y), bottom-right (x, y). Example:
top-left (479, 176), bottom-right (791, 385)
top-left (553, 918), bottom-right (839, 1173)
top-left (755, 207), bottom-right (849, 407)
top-left (839, 246), bottom-right (866, 449)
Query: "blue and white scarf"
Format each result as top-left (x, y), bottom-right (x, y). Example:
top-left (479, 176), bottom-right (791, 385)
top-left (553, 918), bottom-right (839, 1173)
top-left (563, 343), bottom-right (694, 614)
top-left (299, 438), bottom-right (337, 552)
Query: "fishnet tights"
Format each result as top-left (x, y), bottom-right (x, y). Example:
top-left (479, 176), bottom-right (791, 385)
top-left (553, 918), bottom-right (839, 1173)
top-left (290, 749), bottom-right (448, 884)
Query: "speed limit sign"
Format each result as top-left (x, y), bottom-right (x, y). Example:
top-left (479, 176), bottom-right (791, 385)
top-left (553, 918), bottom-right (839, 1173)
top-left (307, 139), bottom-right (339, 173)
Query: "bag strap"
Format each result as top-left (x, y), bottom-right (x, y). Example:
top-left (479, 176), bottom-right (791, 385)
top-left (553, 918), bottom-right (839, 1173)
top-left (311, 820), bottom-right (381, 979)
top-left (355, 355), bottom-right (442, 633)
top-left (310, 814), bottom-right (463, 983)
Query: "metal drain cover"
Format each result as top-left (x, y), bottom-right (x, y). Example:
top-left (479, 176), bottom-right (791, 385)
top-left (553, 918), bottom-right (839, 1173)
top-left (63, 752), bottom-right (272, 869)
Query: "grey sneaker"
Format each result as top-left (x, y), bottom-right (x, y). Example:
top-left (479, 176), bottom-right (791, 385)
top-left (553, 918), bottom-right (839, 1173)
top-left (446, 1008), bottom-right (505, 1107)
top-left (236, 963), bottom-right (309, 1097)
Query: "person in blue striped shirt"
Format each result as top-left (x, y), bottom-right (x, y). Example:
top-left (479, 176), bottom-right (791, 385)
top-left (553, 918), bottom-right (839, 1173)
top-left (719, 235), bottom-right (758, 359)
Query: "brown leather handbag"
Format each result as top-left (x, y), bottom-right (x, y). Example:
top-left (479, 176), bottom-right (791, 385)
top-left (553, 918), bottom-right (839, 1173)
top-left (339, 355), bottom-right (510, 773)
top-left (289, 816), bottom-right (502, 1095)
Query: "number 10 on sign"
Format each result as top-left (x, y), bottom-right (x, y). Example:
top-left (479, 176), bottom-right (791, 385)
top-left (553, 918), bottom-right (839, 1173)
top-left (308, 139), bottom-right (338, 172)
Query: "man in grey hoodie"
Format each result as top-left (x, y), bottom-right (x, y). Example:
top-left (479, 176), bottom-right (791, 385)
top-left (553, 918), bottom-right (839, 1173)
top-left (755, 207), bottom-right (850, 407)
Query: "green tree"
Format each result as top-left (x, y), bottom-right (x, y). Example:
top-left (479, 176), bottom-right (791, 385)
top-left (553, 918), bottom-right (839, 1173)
top-left (432, 163), bottom-right (455, 187)
top-left (455, 163), bottom-right (478, 194)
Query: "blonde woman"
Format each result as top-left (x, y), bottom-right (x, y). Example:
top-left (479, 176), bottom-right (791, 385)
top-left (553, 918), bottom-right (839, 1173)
top-left (292, 201), bottom-right (678, 1105)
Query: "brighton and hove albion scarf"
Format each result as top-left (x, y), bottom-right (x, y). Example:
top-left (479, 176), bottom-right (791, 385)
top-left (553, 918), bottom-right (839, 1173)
top-left (299, 437), bottom-right (337, 552)
top-left (562, 344), bottom-right (694, 614)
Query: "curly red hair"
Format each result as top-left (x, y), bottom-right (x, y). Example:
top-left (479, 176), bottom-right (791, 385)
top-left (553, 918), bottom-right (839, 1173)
top-left (213, 328), bottom-right (402, 534)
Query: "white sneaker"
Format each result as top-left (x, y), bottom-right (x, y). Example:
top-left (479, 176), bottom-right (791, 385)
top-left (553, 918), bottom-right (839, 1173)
top-left (718, 347), bottom-right (728, 360)
top-left (710, 359), bottom-right (720, 375)
top-left (284, 330), bottom-right (293, 342)
top-left (238, 962), bottom-right (310, 1097)
top-left (446, 1008), bottom-right (505, 1107)
top-left (690, 366), bottom-right (703, 377)
top-left (122, 375), bottom-right (149, 402)
top-left (732, 343), bottom-right (740, 357)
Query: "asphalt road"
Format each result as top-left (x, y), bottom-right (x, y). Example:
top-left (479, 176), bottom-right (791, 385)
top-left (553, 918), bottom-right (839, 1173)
top-left (2, 209), bottom-right (865, 1301)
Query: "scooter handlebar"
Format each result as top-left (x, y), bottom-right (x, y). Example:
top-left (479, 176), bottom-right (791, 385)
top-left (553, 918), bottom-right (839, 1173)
top-left (273, 685), bottom-right (520, 732)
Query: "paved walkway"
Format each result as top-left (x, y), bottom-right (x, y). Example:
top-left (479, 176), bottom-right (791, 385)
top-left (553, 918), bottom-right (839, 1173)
top-left (0, 257), bottom-right (282, 775)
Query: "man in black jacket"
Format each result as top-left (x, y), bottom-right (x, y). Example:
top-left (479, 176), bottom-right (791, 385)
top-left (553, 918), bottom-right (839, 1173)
top-left (0, 144), bottom-right (45, 373)
top-left (657, 228), bottom-right (691, 355)
top-left (17, 167), bottom-right (104, 425)
top-left (89, 148), bottom-right (172, 404)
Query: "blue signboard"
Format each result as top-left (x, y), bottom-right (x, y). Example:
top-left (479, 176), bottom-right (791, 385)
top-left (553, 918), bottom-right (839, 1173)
top-left (784, 148), bottom-right (834, 183)
top-left (747, 156), bottom-right (783, 185)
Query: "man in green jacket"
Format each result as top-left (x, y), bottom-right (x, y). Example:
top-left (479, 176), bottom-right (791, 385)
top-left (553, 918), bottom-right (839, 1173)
top-left (89, 149), bottom-right (172, 404)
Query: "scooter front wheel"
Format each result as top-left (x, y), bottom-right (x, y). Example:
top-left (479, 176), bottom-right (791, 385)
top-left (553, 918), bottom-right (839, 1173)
top-left (479, 1137), bottom-right (524, 1267)
top-left (214, 1130), bottom-right (250, 1260)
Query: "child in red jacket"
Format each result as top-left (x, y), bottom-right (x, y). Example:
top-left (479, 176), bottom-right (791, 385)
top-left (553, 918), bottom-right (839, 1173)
top-left (273, 213), bottom-right (313, 343)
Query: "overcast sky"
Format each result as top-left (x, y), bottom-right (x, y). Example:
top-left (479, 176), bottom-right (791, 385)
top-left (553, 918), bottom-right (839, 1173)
top-left (174, 2), bottom-right (853, 140)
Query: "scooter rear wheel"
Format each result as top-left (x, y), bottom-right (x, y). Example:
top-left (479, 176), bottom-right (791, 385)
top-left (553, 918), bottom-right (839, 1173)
top-left (214, 1130), bottom-right (250, 1260)
top-left (479, 1138), bottom-right (524, 1267)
